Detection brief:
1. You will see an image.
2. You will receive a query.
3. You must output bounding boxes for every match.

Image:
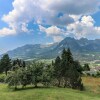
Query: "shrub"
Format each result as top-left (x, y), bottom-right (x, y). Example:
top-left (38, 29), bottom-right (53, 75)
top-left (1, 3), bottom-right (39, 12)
top-left (0, 74), bottom-right (6, 83)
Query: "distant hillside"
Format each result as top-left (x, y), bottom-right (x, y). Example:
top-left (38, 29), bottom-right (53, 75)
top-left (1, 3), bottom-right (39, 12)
top-left (1, 37), bottom-right (100, 61)
top-left (6, 43), bottom-right (58, 59)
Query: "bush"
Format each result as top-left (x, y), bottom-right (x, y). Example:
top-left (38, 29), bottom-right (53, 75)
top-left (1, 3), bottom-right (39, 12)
top-left (87, 73), bottom-right (90, 76)
top-left (0, 74), bottom-right (6, 83)
top-left (96, 71), bottom-right (100, 77)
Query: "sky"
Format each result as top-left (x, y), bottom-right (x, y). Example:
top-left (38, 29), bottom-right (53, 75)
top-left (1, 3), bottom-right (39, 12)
top-left (0, 0), bottom-right (100, 54)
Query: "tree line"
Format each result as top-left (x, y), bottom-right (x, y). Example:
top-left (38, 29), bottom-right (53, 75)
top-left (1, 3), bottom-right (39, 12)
top-left (0, 48), bottom-right (87, 90)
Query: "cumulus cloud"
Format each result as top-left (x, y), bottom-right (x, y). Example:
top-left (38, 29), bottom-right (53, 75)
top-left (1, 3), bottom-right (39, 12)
top-left (69, 15), bottom-right (81, 21)
top-left (0, 28), bottom-right (16, 37)
top-left (39, 25), bottom-right (64, 36)
top-left (53, 36), bottom-right (64, 42)
top-left (67, 16), bottom-right (100, 39)
top-left (0, 0), bottom-right (100, 40)
top-left (39, 25), bottom-right (65, 42)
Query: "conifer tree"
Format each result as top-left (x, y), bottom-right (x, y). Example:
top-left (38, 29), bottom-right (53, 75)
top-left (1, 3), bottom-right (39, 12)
top-left (58, 48), bottom-right (84, 90)
top-left (54, 56), bottom-right (62, 87)
top-left (61, 48), bottom-right (68, 77)
top-left (0, 54), bottom-right (11, 75)
top-left (83, 63), bottom-right (90, 71)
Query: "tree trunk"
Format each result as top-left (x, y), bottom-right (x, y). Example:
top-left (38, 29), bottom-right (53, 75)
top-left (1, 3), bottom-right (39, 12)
top-left (64, 78), bottom-right (68, 88)
top-left (5, 71), bottom-right (7, 76)
top-left (35, 83), bottom-right (38, 88)
top-left (58, 79), bottom-right (61, 87)
top-left (15, 85), bottom-right (17, 90)
top-left (64, 82), bottom-right (66, 88)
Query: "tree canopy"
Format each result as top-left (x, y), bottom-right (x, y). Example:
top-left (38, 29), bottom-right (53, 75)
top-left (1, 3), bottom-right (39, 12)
top-left (0, 54), bottom-right (11, 75)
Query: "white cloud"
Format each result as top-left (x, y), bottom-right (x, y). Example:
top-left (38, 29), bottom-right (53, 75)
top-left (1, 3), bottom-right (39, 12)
top-left (39, 25), bottom-right (65, 42)
top-left (39, 25), bottom-right (64, 36)
top-left (0, 28), bottom-right (16, 37)
top-left (67, 16), bottom-right (100, 39)
top-left (53, 36), bottom-right (63, 42)
top-left (81, 16), bottom-right (94, 26)
top-left (0, 0), bottom-right (100, 38)
top-left (69, 15), bottom-right (81, 21)
top-left (21, 23), bottom-right (29, 33)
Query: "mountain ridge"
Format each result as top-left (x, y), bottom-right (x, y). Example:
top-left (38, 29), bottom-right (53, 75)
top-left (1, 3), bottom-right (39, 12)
top-left (1, 37), bottom-right (100, 61)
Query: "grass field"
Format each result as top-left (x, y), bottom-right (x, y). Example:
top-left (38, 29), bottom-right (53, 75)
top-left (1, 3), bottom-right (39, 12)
top-left (0, 84), bottom-right (100, 100)
top-left (82, 77), bottom-right (100, 93)
top-left (0, 77), bottom-right (100, 100)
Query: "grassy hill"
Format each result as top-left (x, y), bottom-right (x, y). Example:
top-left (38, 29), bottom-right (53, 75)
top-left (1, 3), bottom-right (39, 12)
top-left (0, 77), bottom-right (100, 100)
top-left (0, 84), bottom-right (99, 100)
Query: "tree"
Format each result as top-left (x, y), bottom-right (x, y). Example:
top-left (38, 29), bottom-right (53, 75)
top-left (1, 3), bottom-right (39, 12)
top-left (18, 68), bottom-right (32, 88)
top-left (12, 59), bottom-right (26, 68)
top-left (0, 54), bottom-right (11, 75)
top-left (61, 48), bottom-right (68, 77)
top-left (66, 48), bottom-right (73, 63)
top-left (68, 63), bottom-right (83, 90)
top-left (53, 48), bottom-right (84, 90)
top-left (54, 56), bottom-right (62, 87)
top-left (29, 62), bottom-right (44, 87)
top-left (42, 65), bottom-right (53, 87)
top-left (74, 61), bottom-right (83, 74)
top-left (6, 61), bottom-right (54, 89)
top-left (65, 48), bottom-right (83, 90)
top-left (6, 69), bottom-right (20, 90)
top-left (6, 67), bottom-right (32, 89)
top-left (61, 48), bottom-right (74, 88)
top-left (22, 61), bottom-right (26, 68)
top-left (83, 64), bottom-right (90, 71)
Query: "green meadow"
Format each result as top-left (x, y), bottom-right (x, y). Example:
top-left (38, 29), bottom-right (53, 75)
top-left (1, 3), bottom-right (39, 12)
top-left (0, 84), bottom-right (100, 100)
top-left (0, 77), bottom-right (100, 100)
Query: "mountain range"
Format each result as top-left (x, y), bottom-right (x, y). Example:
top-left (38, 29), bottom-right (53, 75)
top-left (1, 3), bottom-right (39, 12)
top-left (1, 37), bottom-right (100, 61)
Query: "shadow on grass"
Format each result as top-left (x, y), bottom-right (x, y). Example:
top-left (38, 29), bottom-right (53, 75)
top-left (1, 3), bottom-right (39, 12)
top-left (10, 86), bottom-right (51, 91)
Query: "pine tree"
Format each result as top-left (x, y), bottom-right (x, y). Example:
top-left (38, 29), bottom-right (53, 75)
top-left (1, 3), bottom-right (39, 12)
top-left (61, 48), bottom-right (68, 77)
top-left (59, 48), bottom-right (84, 90)
top-left (54, 56), bottom-right (62, 87)
top-left (74, 61), bottom-right (83, 74)
top-left (12, 59), bottom-right (26, 70)
top-left (62, 48), bottom-right (74, 88)
top-left (22, 61), bottom-right (26, 68)
top-left (0, 54), bottom-right (11, 75)
top-left (68, 64), bottom-right (81, 89)
top-left (83, 63), bottom-right (90, 71)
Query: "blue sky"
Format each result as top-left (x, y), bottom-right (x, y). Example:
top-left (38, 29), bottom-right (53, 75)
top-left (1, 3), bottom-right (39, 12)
top-left (0, 0), bottom-right (100, 54)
